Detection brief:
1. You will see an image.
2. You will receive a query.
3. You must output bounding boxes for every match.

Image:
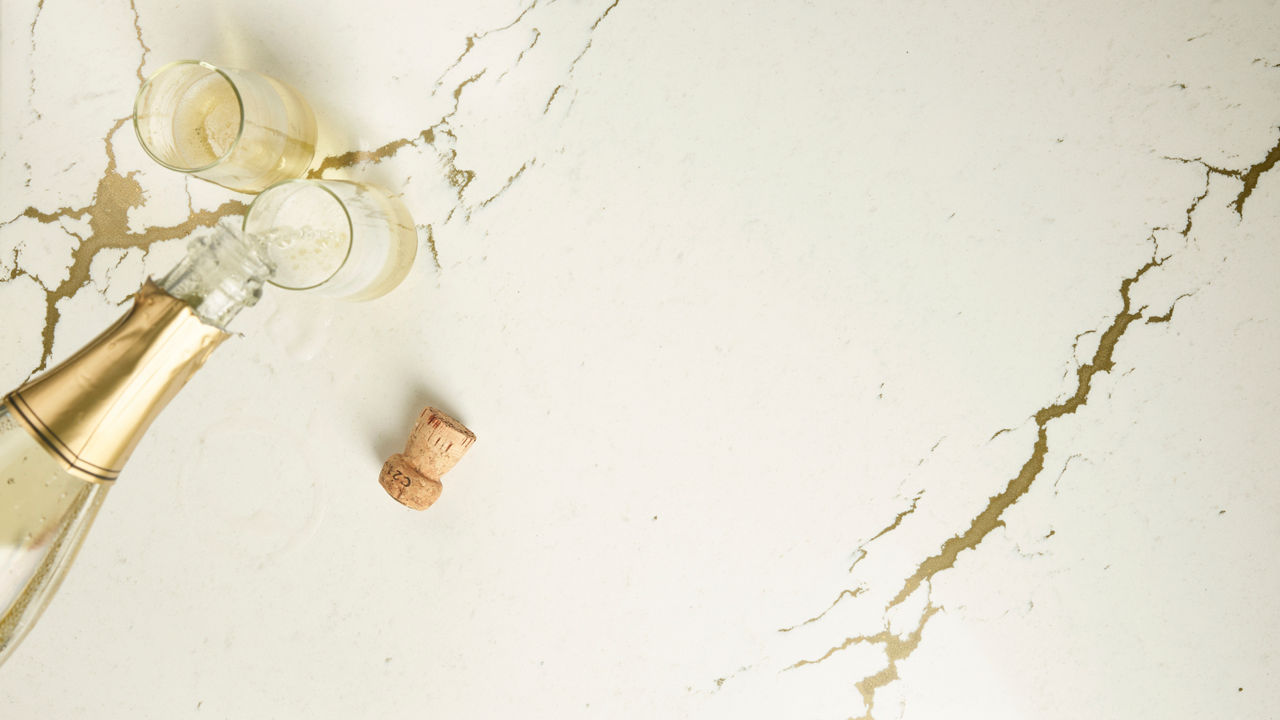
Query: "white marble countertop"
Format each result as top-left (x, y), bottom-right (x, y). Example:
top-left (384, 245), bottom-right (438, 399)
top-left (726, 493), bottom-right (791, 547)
top-left (2, 1), bottom-right (1278, 717)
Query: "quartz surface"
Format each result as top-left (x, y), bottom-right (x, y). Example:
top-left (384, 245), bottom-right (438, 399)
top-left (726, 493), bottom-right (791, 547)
top-left (2, 1), bottom-right (1279, 718)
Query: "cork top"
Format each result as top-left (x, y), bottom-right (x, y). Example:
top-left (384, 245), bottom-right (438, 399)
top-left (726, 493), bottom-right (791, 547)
top-left (378, 406), bottom-right (476, 510)
top-left (404, 407), bottom-right (476, 477)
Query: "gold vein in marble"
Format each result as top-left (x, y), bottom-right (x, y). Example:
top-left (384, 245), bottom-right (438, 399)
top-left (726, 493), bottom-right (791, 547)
top-left (422, 224), bottom-right (441, 271)
top-left (26, 0), bottom-right (45, 121)
top-left (1177, 171), bottom-right (1213, 239)
top-left (306, 129), bottom-right (436, 179)
top-left (451, 68), bottom-right (487, 105)
top-left (891, 254), bottom-right (1159, 604)
top-left (851, 604), bottom-right (942, 720)
top-left (127, 0), bottom-right (150, 84)
top-left (497, 28), bottom-right (543, 82)
top-left (778, 587), bottom-right (866, 634)
top-left (2, 118), bottom-right (248, 375)
top-left (793, 603), bottom-right (942, 720)
top-left (475, 160), bottom-right (535, 210)
top-left (304, 67), bottom-right (488, 248)
top-left (544, 84), bottom-right (564, 114)
top-left (790, 134), bottom-right (1280, 715)
top-left (432, 0), bottom-right (543, 92)
top-left (1163, 132), bottom-right (1280, 217)
top-left (778, 491), bottom-right (927, 633)
top-left (1050, 453), bottom-right (1082, 493)
top-left (789, 254), bottom-right (1161, 717)
top-left (543, 0), bottom-right (622, 113)
top-left (1145, 292), bottom-right (1194, 325)
top-left (589, 0), bottom-right (622, 33)
top-left (1231, 131), bottom-right (1280, 214)
top-left (306, 0), bottom-right (624, 224)
top-left (565, 0), bottom-right (622, 75)
top-left (852, 492), bottom-right (925, 571)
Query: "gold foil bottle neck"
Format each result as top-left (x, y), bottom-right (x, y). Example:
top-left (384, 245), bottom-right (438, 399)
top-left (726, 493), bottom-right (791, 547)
top-left (3, 280), bottom-right (229, 483)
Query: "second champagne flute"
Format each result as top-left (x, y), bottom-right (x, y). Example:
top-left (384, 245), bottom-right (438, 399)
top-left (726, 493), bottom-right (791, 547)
top-left (244, 179), bottom-right (419, 301)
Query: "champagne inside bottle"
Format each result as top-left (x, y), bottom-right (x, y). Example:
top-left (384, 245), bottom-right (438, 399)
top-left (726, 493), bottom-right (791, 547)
top-left (0, 406), bottom-right (107, 664)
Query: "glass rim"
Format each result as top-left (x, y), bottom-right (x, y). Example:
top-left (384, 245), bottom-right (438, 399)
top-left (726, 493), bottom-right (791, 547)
top-left (243, 179), bottom-right (356, 291)
top-left (132, 59), bottom-right (246, 174)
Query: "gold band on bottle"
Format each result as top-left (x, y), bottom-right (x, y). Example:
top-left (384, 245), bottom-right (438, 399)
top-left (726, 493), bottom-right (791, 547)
top-left (2, 280), bottom-right (228, 484)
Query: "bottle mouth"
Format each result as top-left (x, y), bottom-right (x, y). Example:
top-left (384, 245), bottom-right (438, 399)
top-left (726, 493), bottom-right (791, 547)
top-left (159, 218), bottom-right (274, 330)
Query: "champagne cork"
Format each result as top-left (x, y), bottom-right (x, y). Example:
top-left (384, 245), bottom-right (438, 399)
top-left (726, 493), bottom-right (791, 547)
top-left (379, 407), bottom-right (476, 510)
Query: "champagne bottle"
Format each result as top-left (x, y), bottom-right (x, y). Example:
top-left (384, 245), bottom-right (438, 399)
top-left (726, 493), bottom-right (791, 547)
top-left (0, 221), bottom-right (271, 666)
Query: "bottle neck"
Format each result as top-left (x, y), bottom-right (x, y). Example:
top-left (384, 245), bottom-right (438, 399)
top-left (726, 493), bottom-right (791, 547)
top-left (158, 219), bottom-right (273, 329)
